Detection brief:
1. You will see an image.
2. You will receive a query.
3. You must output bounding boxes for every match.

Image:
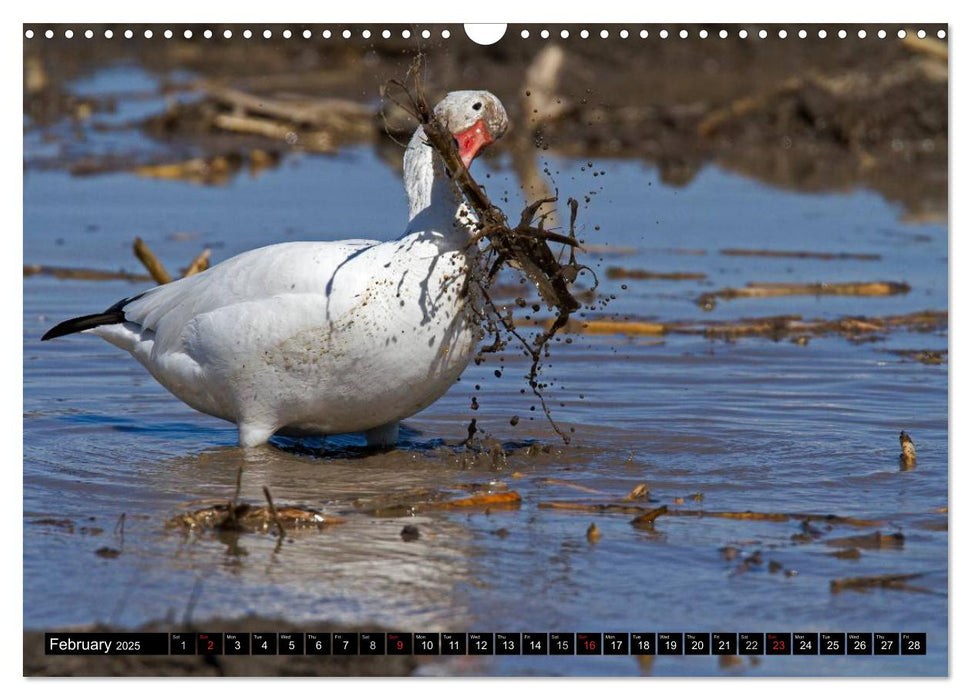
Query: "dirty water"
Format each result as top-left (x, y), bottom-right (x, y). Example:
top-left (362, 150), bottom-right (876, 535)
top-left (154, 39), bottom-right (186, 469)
top-left (23, 67), bottom-right (947, 676)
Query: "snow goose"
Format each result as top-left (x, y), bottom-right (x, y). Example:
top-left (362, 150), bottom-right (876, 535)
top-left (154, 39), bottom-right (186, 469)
top-left (43, 90), bottom-right (509, 448)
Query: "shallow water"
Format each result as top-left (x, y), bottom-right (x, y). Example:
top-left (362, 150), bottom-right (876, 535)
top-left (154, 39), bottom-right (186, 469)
top-left (23, 68), bottom-right (947, 676)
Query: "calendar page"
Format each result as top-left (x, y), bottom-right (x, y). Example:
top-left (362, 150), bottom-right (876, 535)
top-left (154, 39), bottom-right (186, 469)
top-left (23, 22), bottom-right (948, 677)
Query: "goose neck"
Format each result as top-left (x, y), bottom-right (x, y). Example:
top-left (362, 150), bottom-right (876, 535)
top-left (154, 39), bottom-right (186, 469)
top-left (403, 127), bottom-right (472, 240)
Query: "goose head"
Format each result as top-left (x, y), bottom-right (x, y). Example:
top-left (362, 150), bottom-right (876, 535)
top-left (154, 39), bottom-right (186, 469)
top-left (433, 90), bottom-right (509, 168)
top-left (403, 90), bottom-right (509, 226)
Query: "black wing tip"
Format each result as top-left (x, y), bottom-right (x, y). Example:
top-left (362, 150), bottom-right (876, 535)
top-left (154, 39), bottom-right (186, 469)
top-left (41, 311), bottom-right (126, 341)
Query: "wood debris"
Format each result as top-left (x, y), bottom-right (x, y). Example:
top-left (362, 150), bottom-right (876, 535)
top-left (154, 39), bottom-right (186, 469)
top-left (828, 548), bottom-right (862, 560)
top-left (829, 572), bottom-right (927, 594)
top-left (145, 84), bottom-right (372, 153)
top-left (418, 491), bottom-right (522, 510)
top-left (630, 505), bottom-right (668, 528)
top-left (606, 267), bottom-right (707, 281)
top-left (132, 237), bottom-right (211, 285)
top-left (517, 310), bottom-right (946, 341)
top-left (166, 503), bottom-right (344, 534)
top-left (538, 501), bottom-right (652, 515)
top-left (668, 509), bottom-right (885, 527)
top-left (133, 236), bottom-right (173, 284)
top-left (889, 349), bottom-right (946, 365)
top-left (697, 280), bottom-right (910, 310)
top-left (899, 431), bottom-right (917, 470)
top-left (23, 264), bottom-right (153, 283)
top-left (823, 531), bottom-right (905, 549)
top-left (719, 248), bottom-right (881, 261)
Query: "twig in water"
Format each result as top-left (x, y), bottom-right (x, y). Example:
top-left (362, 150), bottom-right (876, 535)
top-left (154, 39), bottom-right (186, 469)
top-left (183, 248), bottom-right (211, 277)
top-left (262, 486), bottom-right (287, 540)
top-left (133, 237), bottom-right (172, 285)
top-left (225, 466), bottom-right (243, 531)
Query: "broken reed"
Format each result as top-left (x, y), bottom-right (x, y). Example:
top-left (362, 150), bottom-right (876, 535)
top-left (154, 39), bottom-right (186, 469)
top-left (385, 74), bottom-right (594, 443)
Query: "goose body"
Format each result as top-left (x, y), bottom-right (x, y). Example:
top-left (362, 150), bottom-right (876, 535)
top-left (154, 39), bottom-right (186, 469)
top-left (43, 91), bottom-right (509, 447)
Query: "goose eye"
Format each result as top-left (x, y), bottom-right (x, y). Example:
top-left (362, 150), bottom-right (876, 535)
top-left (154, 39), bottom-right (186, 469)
top-left (472, 102), bottom-right (482, 111)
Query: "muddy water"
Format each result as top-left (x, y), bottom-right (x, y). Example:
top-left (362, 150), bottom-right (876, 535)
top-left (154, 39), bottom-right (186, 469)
top-left (23, 71), bottom-right (947, 677)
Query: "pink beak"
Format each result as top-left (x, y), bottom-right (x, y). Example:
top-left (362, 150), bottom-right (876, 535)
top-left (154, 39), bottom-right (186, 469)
top-left (454, 119), bottom-right (494, 168)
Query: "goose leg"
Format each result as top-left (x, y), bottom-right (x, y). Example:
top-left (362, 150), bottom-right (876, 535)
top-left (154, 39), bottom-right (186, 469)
top-left (364, 421), bottom-right (400, 449)
top-left (237, 422), bottom-right (277, 448)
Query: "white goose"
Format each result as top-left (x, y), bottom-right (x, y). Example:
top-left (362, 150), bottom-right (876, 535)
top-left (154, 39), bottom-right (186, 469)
top-left (43, 90), bottom-right (509, 448)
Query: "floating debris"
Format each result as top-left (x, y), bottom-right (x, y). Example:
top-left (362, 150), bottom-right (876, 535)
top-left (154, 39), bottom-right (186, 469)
top-left (668, 509), bottom-right (886, 527)
top-left (132, 236), bottom-right (173, 284)
top-left (166, 503), bottom-right (344, 534)
top-left (697, 280), bottom-right (911, 310)
top-left (606, 267), bottom-right (707, 281)
top-left (586, 522), bottom-right (601, 543)
top-left (183, 248), bottom-right (211, 278)
top-left (419, 492), bottom-right (522, 510)
top-left (583, 245), bottom-right (638, 256)
top-left (144, 85), bottom-right (372, 154)
top-left (95, 547), bottom-right (121, 559)
top-left (823, 531), bottom-right (905, 550)
top-left (719, 655), bottom-right (744, 670)
top-left (31, 518), bottom-right (75, 533)
top-left (623, 483), bottom-right (650, 501)
top-left (23, 265), bottom-right (153, 283)
top-left (900, 431), bottom-right (917, 470)
top-left (538, 501), bottom-right (651, 515)
top-left (668, 509), bottom-right (788, 522)
top-left (520, 310), bottom-right (946, 342)
top-left (400, 525), bottom-right (420, 542)
top-left (830, 572), bottom-right (928, 594)
top-left (719, 248), bottom-right (881, 261)
top-left (719, 545), bottom-right (740, 561)
top-left (829, 548), bottom-right (862, 560)
top-left (889, 349), bottom-right (946, 365)
top-left (630, 505), bottom-right (668, 529)
top-left (134, 151), bottom-right (280, 185)
top-left (558, 318), bottom-right (666, 337)
top-left (536, 502), bottom-right (885, 530)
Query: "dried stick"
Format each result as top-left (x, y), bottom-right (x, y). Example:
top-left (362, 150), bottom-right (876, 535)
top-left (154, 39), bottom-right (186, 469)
top-left (262, 485), bottom-right (287, 540)
top-left (133, 237), bottom-right (173, 285)
top-left (183, 248), bottom-right (211, 277)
